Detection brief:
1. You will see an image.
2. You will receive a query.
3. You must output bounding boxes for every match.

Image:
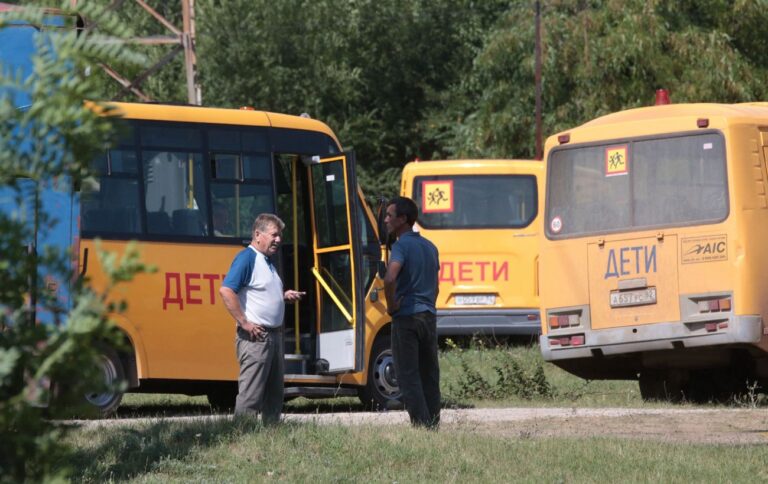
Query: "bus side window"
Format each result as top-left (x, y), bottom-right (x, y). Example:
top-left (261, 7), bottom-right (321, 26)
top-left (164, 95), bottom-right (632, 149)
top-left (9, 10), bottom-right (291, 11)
top-left (81, 176), bottom-right (141, 234)
top-left (83, 208), bottom-right (116, 232)
top-left (172, 208), bottom-right (204, 235)
top-left (146, 211), bottom-right (172, 234)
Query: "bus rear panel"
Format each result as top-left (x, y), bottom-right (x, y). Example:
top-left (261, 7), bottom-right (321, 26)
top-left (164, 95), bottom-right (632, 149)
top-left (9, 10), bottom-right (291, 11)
top-left (402, 159), bottom-right (542, 338)
top-left (540, 103), bottom-right (768, 401)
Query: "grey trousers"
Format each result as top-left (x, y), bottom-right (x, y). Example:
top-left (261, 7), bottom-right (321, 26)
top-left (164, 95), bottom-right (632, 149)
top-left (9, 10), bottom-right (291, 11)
top-left (392, 311), bottom-right (441, 428)
top-left (234, 329), bottom-right (284, 424)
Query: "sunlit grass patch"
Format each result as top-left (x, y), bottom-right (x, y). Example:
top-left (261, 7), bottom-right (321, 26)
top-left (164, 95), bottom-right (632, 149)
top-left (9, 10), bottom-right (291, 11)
top-left (64, 417), bottom-right (768, 483)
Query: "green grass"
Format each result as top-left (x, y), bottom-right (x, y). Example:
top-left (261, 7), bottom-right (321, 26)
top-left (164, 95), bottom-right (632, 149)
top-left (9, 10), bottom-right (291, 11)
top-left (57, 343), bottom-right (768, 481)
top-left (121, 341), bottom-right (753, 415)
top-left (440, 340), bottom-right (643, 407)
top-left (118, 343), bottom-right (644, 416)
top-left (61, 417), bottom-right (768, 482)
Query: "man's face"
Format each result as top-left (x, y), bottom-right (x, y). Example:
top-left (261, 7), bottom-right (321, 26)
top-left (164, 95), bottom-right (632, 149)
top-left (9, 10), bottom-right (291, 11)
top-left (253, 223), bottom-right (282, 256)
top-left (384, 204), bottom-right (406, 234)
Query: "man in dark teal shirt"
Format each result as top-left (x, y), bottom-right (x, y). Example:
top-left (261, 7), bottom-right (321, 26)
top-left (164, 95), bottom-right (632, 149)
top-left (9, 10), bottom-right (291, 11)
top-left (383, 196), bottom-right (441, 428)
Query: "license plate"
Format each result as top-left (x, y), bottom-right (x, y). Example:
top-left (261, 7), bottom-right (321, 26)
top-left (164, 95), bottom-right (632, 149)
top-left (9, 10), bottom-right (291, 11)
top-left (455, 294), bottom-right (496, 306)
top-left (610, 287), bottom-right (657, 308)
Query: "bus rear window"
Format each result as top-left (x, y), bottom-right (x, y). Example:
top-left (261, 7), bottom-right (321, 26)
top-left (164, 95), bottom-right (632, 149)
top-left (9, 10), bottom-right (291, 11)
top-left (546, 132), bottom-right (728, 238)
top-left (412, 175), bottom-right (537, 229)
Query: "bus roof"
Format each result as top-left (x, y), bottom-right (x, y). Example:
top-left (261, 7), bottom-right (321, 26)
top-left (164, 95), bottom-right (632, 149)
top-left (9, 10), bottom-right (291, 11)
top-left (403, 159), bottom-right (542, 175)
top-left (548, 102), bottom-right (768, 148)
top-left (581, 102), bottom-right (768, 128)
top-left (103, 101), bottom-right (342, 148)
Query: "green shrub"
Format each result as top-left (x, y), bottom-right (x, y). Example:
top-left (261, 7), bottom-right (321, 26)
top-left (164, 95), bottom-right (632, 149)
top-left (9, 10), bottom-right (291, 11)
top-left (448, 347), bottom-right (553, 401)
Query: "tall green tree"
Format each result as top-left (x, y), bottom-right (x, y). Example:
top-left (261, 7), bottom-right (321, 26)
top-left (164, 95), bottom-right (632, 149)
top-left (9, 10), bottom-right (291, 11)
top-left (194, 0), bottom-right (507, 198)
top-left (431, 0), bottom-right (768, 160)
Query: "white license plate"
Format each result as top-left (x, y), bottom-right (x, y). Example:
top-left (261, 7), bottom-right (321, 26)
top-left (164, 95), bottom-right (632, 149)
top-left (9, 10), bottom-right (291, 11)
top-left (455, 294), bottom-right (496, 306)
top-left (610, 287), bottom-right (657, 308)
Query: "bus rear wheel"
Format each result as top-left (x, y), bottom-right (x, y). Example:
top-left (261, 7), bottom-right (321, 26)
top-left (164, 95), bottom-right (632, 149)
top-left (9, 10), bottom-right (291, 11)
top-left (358, 335), bottom-right (401, 410)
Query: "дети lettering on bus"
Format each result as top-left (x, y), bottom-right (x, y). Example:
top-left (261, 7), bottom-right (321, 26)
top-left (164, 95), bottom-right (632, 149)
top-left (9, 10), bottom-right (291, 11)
top-left (604, 245), bottom-right (657, 279)
top-left (439, 261), bottom-right (509, 284)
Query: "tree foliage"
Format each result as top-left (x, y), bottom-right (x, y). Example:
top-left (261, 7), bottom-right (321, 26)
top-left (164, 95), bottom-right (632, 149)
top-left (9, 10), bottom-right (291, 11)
top-left (433, 0), bottom-right (768, 160)
top-left (101, 1), bottom-right (768, 195)
top-left (0, 1), bottom-right (148, 481)
top-left (194, 0), bottom-right (506, 198)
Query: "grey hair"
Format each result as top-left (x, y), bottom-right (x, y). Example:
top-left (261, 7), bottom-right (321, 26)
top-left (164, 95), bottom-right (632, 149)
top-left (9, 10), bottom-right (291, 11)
top-left (252, 213), bottom-right (285, 234)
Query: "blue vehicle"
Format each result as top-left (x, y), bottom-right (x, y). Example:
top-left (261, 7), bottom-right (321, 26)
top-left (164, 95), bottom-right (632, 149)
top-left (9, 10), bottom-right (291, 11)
top-left (0, 3), bottom-right (81, 324)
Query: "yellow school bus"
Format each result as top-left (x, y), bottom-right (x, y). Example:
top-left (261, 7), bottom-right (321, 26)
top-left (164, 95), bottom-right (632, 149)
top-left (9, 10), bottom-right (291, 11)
top-left (539, 101), bottom-right (768, 401)
top-left (78, 102), bottom-right (397, 413)
top-left (401, 159), bottom-right (542, 338)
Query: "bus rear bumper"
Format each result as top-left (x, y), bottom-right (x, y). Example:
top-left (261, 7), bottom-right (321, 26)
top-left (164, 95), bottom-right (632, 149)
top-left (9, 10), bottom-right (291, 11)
top-left (437, 309), bottom-right (541, 336)
top-left (540, 314), bottom-right (763, 361)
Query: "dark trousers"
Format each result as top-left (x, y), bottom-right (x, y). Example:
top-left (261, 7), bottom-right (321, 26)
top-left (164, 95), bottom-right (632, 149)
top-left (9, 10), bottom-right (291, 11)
top-left (391, 311), bottom-right (441, 428)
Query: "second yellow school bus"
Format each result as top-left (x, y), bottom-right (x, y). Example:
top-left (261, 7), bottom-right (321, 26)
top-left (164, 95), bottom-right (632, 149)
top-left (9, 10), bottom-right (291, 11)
top-left (540, 102), bottom-right (768, 402)
top-left (401, 159), bottom-right (542, 338)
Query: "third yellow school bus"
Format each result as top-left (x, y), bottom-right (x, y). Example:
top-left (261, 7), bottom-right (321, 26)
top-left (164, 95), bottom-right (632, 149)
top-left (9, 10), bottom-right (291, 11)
top-left (540, 102), bottom-right (768, 401)
top-left (401, 159), bottom-right (542, 338)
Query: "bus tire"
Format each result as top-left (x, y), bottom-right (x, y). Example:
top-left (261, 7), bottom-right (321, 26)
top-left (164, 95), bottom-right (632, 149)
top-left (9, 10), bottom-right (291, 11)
top-left (358, 335), bottom-right (401, 410)
top-left (85, 346), bottom-right (126, 416)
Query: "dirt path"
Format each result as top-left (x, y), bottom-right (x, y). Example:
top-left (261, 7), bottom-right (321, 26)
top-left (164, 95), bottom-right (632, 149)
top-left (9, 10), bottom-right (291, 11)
top-left (75, 407), bottom-right (768, 445)
top-left (287, 407), bottom-right (768, 444)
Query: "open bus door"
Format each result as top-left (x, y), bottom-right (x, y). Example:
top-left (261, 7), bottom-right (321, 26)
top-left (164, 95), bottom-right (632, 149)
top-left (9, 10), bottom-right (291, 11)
top-left (307, 153), bottom-right (365, 373)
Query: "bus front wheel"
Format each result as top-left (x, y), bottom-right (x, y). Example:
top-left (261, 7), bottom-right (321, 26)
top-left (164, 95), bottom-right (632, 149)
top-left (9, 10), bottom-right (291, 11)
top-left (358, 335), bottom-right (401, 410)
top-left (84, 346), bottom-right (126, 416)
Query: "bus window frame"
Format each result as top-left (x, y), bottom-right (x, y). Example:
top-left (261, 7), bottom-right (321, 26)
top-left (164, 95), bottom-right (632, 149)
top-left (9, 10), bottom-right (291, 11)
top-left (544, 129), bottom-right (730, 240)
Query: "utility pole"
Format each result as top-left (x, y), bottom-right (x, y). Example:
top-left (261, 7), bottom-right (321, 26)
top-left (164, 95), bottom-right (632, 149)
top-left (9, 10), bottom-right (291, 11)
top-left (534, 0), bottom-right (543, 161)
top-left (78, 0), bottom-right (201, 105)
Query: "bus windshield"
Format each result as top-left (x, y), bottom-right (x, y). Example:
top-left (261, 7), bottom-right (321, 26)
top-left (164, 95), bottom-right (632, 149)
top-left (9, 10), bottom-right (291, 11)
top-left (413, 174), bottom-right (537, 229)
top-left (546, 132), bottom-right (729, 238)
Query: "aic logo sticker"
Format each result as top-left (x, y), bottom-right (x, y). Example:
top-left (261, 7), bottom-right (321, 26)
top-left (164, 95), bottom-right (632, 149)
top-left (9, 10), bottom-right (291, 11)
top-left (681, 235), bottom-right (727, 264)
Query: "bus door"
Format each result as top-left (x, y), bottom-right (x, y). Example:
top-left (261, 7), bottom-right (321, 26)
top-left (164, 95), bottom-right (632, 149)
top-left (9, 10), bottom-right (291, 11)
top-left (307, 153), bottom-right (365, 373)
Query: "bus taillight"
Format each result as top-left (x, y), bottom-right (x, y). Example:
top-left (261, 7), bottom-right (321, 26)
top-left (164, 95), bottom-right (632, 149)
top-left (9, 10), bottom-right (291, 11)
top-left (549, 334), bottom-right (585, 347)
top-left (548, 314), bottom-right (580, 330)
top-left (697, 297), bottom-right (731, 313)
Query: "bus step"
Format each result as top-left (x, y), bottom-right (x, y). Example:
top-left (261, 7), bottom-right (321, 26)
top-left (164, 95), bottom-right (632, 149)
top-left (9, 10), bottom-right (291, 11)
top-left (284, 386), bottom-right (357, 398)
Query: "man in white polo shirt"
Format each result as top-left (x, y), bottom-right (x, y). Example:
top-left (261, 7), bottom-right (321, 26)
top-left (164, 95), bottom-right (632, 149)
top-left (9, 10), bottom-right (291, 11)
top-left (219, 213), bottom-right (304, 423)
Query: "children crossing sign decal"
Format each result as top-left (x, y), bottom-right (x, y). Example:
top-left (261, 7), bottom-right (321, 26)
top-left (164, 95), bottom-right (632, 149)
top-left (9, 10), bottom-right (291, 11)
top-left (605, 145), bottom-right (629, 176)
top-left (422, 180), bottom-right (454, 213)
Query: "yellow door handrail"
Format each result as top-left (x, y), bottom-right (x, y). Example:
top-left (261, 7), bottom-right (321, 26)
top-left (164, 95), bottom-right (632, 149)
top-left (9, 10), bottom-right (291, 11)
top-left (311, 266), bottom-right (352, 323)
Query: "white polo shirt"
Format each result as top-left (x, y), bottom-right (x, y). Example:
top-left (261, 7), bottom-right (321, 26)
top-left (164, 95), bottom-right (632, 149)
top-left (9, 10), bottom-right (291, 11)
top-left (222, 245), bottom-right (284, 328)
